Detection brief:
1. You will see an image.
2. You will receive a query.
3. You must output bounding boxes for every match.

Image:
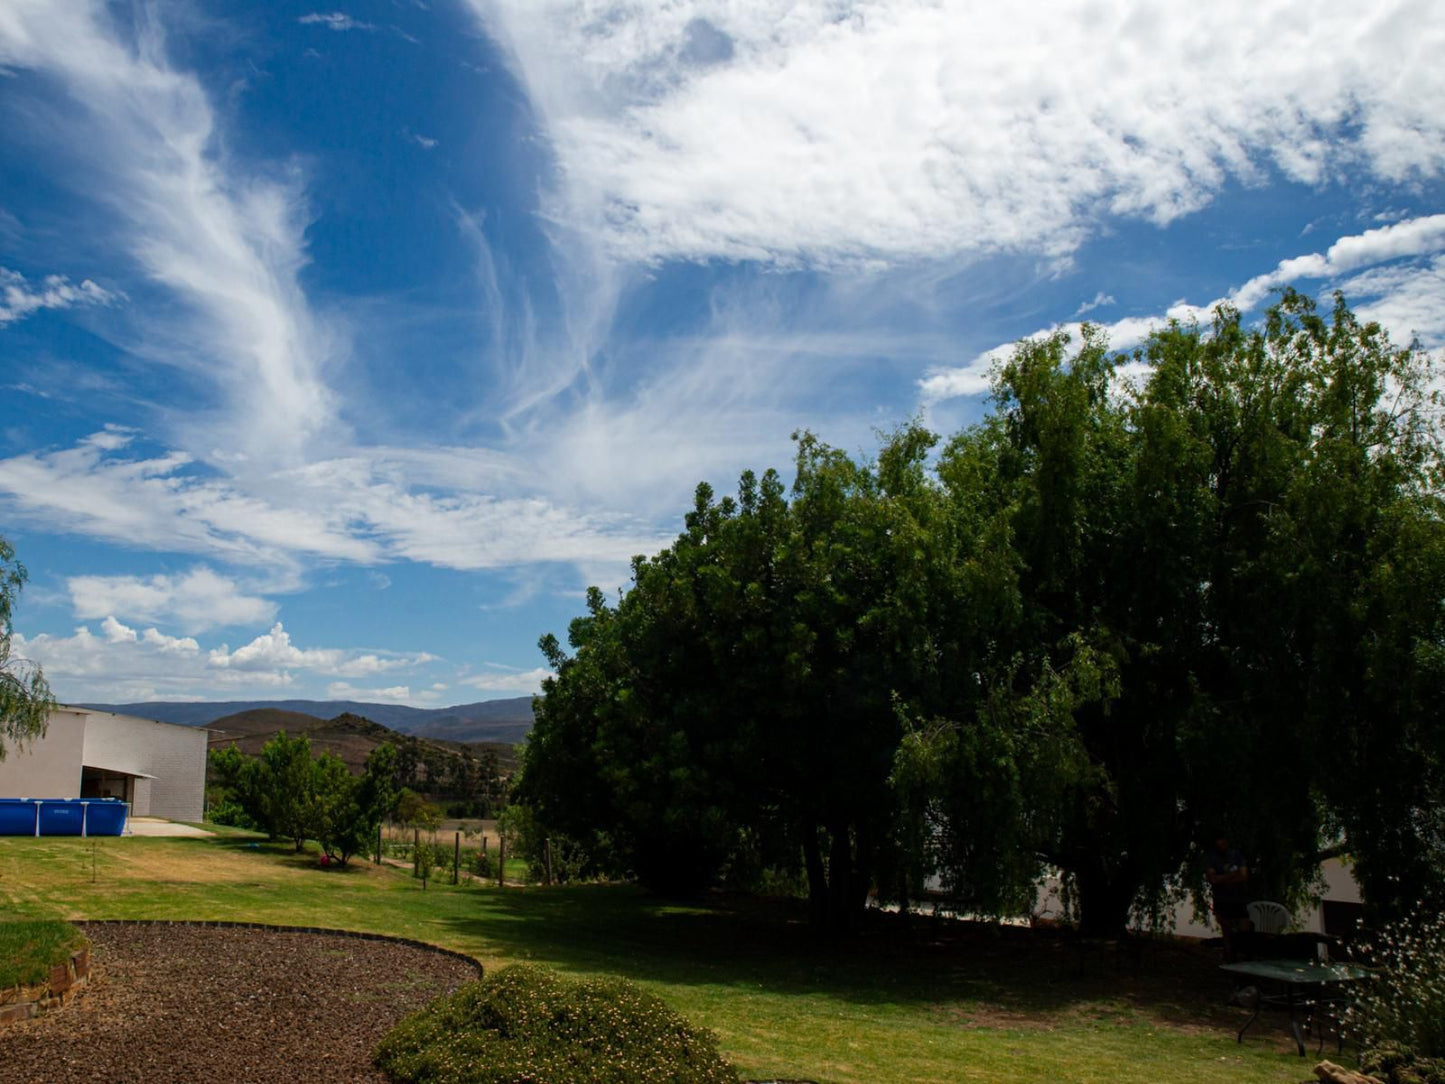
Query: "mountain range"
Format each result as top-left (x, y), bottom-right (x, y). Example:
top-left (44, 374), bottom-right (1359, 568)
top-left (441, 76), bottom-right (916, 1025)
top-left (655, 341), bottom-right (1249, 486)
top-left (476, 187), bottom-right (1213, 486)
top-left (78, 696), bottom-right (536, 746)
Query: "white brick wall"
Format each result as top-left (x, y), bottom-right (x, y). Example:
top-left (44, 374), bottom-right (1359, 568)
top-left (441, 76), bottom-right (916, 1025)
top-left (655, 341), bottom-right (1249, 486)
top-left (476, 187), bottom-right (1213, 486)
top-left (79, 711), bottom-right (207, 821)
top-left (0, 708), bottom-right (87, 799)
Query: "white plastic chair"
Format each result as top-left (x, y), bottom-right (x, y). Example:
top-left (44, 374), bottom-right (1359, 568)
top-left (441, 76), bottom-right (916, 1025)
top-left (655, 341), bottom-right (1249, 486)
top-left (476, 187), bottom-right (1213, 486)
top-left (1247, 900), bottom-right (1291, 934)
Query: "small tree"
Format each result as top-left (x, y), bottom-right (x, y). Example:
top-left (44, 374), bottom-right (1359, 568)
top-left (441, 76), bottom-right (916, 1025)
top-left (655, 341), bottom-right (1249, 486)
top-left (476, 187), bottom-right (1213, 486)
top-left (415, 837), bottom-right (435, 889)
top-left (208, 743), bottom-right (268, 834)
top-left (261, 732), bottom-right (315, 852)
top-left (313, 744), bottom-right (398, 867)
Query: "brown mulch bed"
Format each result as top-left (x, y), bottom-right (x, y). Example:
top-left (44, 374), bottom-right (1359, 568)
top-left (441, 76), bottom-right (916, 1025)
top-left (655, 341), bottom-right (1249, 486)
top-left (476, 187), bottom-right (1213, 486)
top-left (0, 924), bottom-right (478, 1083)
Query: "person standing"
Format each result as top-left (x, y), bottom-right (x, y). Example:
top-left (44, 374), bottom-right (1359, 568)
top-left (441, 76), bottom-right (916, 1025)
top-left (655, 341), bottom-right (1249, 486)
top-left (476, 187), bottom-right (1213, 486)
top-left (1206, 836), bottom-right (1250, 961)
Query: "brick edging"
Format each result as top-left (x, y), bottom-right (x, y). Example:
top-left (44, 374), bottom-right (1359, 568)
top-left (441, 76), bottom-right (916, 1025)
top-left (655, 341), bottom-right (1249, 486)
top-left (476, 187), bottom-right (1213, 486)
top-left (0, 944), bottom-right (91, 1027)
top-left (69, 920), bottom-right (484, 977)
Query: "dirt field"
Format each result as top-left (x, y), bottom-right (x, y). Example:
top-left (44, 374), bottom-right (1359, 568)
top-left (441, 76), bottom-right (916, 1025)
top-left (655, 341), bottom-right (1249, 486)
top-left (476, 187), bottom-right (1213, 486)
top-left (0, 924), bottom-right (478, 1083)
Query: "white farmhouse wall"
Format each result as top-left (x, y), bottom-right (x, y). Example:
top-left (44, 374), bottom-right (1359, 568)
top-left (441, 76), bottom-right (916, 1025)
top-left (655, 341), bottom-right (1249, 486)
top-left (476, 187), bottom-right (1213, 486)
top-left (0, 708), bottom-right (87, 799)
top-left (80, 711), bottom-right (207, 821)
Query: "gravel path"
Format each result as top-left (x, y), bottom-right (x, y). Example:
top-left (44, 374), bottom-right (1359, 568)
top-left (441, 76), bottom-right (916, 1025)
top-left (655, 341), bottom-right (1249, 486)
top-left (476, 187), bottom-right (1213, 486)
top-left (0, 924), bottom-right (479, 1083)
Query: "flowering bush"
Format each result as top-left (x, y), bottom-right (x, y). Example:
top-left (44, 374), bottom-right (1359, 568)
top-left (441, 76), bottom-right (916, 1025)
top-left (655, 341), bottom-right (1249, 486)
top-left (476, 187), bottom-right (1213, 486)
top-left (1347, 909), bottom-right (1445, 1083)
top-left (374, 964), bottom-right (739, 1084)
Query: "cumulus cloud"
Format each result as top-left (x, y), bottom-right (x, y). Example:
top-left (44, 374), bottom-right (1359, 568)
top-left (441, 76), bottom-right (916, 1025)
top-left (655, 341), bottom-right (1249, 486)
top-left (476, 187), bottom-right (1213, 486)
top-left (16, 621), bottom-right (433, 703)
top-left (208, 622), bottom-right (434, 678)
top-left (0, 267), bottom-right (118, 327)
top-left (68, 568), bottom-right (278, 633)
top-left (468, 0), bottom-right (1445, 268)
top-left (921, 214), bottom-right (1445, 403)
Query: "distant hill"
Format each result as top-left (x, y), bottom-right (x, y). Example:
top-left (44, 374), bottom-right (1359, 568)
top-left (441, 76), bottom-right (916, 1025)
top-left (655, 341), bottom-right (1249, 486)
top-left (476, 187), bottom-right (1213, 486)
top-left (204, 708), bottom-right (397, 774)
top-left (78, 696), bottom-right (536, 746)
top-left (202, 708), bottom-right (516, 790)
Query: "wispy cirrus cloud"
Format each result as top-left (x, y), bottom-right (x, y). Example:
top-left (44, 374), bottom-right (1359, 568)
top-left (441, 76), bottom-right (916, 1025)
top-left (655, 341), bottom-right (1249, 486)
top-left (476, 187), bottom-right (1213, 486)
top-left (0, 267), bottom-right (119, 327)
top-left (0, 429), bottom-right (668, 573)
top-left (298, 12), bottom-right (376, 32)
top-left (0, 1), bottom-right (339, 466)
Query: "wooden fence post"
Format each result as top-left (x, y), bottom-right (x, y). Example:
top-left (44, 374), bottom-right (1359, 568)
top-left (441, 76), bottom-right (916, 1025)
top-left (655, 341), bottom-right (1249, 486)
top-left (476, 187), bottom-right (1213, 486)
top-left (453, 831), bottom-right (461, 885)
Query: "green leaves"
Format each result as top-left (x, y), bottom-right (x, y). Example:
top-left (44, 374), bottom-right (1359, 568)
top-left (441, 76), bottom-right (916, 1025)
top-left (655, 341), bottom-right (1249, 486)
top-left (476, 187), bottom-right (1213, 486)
top-left (525, 291), bottom-right (1444, 934)
top-left (0, 535), bottom-right (54, 762)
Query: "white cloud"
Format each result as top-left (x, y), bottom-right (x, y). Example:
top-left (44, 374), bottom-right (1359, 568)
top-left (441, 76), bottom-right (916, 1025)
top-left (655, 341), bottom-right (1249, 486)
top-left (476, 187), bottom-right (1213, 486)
top-left (325, 682), bottom-right (414, 702)
top-left (99, 615), bottom-right (136, 643)
top-left (68, 568), bottom-right (278, 633)
top-left (1074, 292), bottom-right (1116, 318)
top-left (921, 215), bottom-right (1445, 403)
top-left (460, 665), bottom-right (550, 695)
top-left (0, 432), bottom-right (670, 573)
top-left (0, 2), bottom-right (339, 465)
top-left (1229, 215), bottom-right (1445, 312)
top-left (298, 12), bottom-right (376, 32)
top-left (15, 621), bottom-right (433, 703)
top-left (468, 0), bottom-right (1445, 268)
top-left (0, 267), bottom-right (118, 327)
top-left (208, 622), bottom-right (433, 678)
top-left (0, 435), bottom-right (380, 566)
top-left (1339, 257), bottom-right (1445, 350)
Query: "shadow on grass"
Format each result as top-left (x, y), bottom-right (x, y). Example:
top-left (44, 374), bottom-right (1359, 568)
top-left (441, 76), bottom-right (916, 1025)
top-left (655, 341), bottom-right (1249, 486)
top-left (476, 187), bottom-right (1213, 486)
top-left (436, 884), bottom-right (1244, 1028)
top-left (184, 833), bottom-right (377, 876)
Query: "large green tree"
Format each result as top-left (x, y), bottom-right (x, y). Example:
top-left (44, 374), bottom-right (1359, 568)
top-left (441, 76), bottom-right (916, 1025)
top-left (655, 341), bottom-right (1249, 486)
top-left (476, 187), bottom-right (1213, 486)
top-left (525, 428), bottom-right (970, 930)
top-left (927, 291), bottom-right (1445, 934)
top-left (524, 291), bottom-right (1443, 937)
top-left (0, 536), bottom-right (55, 761)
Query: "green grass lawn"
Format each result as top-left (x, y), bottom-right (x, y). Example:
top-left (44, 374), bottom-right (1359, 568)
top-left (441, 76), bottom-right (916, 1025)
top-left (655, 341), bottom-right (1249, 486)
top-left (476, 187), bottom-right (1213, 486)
top-left (0, 831), bottom-right (1340, 1084)
top-left (0, 918), bottom-right (85, 988)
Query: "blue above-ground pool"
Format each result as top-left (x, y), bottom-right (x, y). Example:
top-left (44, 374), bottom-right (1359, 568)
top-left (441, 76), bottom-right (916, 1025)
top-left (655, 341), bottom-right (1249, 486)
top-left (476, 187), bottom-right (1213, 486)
top-left (0, 798), bottom-right (129, 836)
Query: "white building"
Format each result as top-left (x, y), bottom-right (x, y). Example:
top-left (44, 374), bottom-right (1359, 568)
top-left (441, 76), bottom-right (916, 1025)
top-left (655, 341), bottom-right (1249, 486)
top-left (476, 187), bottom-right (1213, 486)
top-left (0, 706), bottom-right (208, 822)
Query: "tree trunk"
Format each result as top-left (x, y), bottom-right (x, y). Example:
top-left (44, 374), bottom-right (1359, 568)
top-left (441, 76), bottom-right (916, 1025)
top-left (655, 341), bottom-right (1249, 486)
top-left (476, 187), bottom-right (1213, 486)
top-left (802, 828), bottom-right (828, 930)
top-left (827, 819), bottom-right (854, 935)
top-left (1074, 862), bottom-right (1138, 938)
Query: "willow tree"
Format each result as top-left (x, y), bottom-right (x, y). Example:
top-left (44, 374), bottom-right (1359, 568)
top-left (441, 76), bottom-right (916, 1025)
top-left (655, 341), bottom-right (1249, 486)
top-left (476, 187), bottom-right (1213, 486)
top-left (929, 291), bottom-right (1445, 935)
top-left (0, 536), bottom-right (54, 761)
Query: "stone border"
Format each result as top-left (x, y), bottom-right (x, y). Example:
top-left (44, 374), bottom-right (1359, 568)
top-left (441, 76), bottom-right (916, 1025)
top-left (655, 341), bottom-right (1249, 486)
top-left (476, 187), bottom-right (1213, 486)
top-left (70, 919), bottom-right (485, 978)
top-left (0, 944), bottom-right (91, 1027)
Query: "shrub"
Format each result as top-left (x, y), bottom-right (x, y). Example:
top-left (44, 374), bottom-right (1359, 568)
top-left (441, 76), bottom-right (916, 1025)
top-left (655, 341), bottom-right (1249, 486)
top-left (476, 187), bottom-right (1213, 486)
top-left (1359, 1043), bottom-right (1445, 1084)
top-left (470, 848), bottom-right (495, 879)
top-left (1347, 909), bottom-right (1445, 1082)
top-left (374, 964), bottom-right (739, 1084)
top-left (204, 796), bottom-right (255, 830)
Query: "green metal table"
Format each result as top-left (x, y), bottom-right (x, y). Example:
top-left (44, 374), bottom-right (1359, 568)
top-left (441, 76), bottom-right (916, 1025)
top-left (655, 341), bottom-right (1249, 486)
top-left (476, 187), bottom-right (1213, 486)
top-left (1219, 958), bottom-right (1370, 1056)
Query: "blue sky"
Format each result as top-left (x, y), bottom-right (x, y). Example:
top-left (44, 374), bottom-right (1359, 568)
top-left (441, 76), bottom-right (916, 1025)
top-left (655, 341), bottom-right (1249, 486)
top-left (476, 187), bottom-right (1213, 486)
top-left (2, 0), bottom-right (1443, 705)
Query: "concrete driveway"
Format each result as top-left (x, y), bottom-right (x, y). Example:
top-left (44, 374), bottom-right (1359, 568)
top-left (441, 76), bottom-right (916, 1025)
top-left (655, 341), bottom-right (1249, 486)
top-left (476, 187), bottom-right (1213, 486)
top-left (126, 818), bottom-right (214, 838)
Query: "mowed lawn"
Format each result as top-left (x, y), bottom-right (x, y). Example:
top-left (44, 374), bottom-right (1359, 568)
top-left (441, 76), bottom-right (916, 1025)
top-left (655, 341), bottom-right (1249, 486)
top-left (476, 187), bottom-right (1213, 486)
top-left (1, 830), bottom-right (1333, 1084)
